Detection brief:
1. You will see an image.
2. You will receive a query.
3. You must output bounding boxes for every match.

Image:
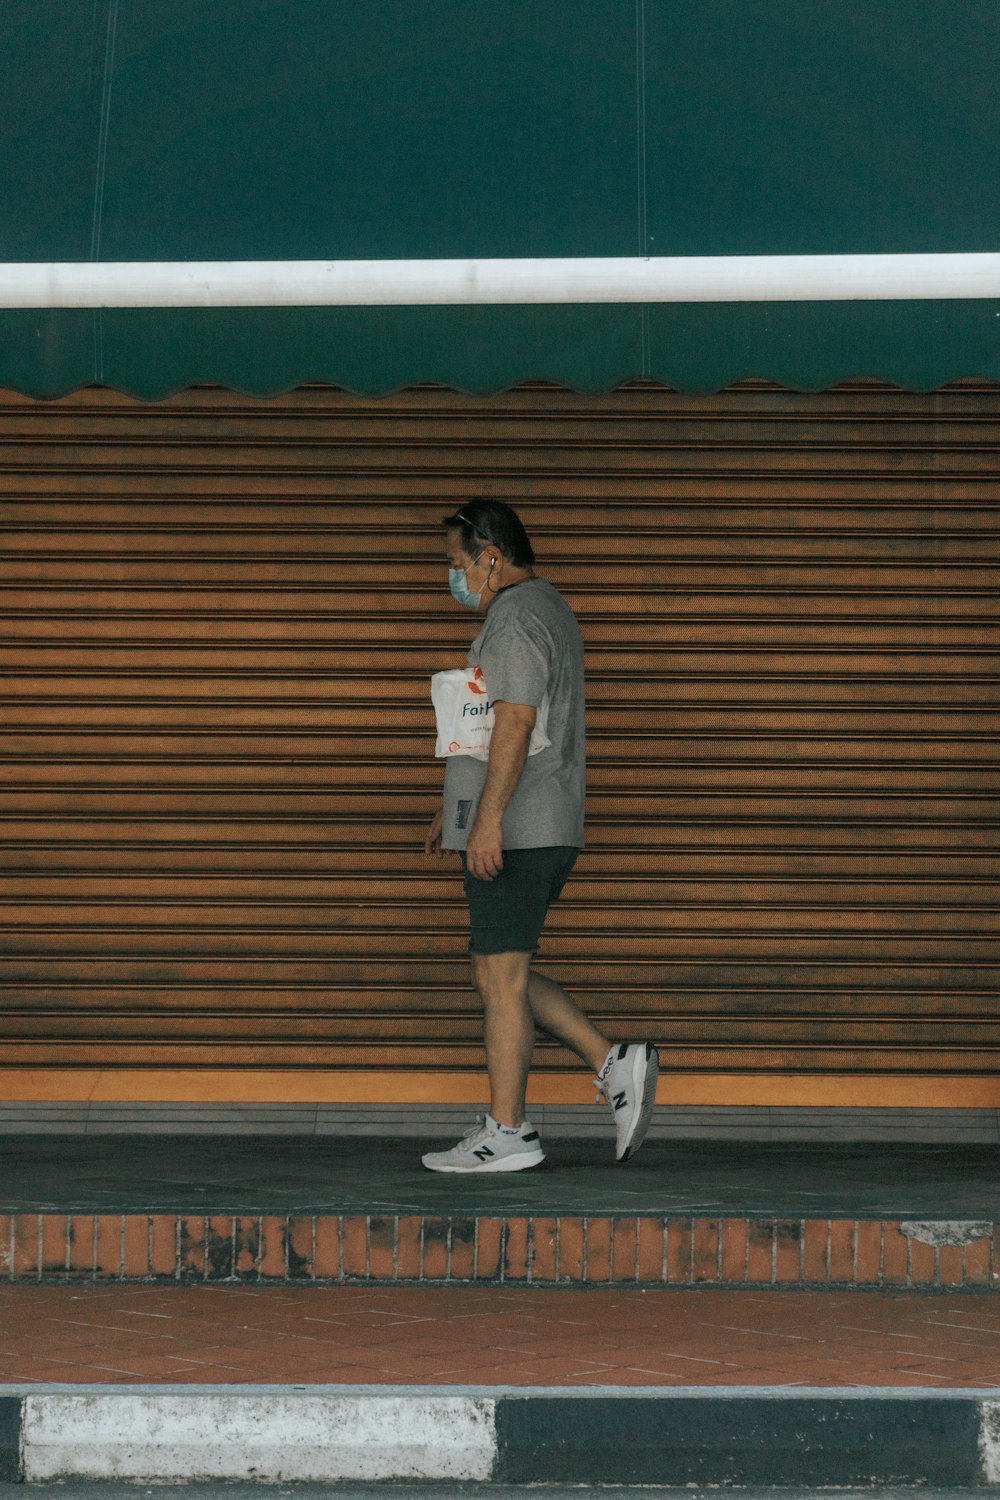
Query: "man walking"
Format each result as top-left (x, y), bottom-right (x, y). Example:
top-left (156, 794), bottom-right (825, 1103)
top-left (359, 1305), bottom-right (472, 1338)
top-left (423, 499), bottom-right (658, 1173)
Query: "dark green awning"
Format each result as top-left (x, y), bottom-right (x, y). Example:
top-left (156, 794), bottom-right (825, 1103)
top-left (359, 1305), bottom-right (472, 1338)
top-left (3, 0), bottom-right (1000, 397)
top-left (6, 301), bottom-right (1000, 401)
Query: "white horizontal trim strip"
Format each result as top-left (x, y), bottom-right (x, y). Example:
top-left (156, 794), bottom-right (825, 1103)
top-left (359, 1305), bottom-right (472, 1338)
top-left (2, 253), bottom-right (1000, 308)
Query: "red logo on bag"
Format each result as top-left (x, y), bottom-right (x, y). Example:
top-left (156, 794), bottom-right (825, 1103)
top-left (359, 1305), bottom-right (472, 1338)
top-left (468, 667), bottom-right (487, 695)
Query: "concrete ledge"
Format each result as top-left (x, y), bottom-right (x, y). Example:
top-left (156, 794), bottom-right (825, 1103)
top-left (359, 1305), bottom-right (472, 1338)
top-left (1, 1385), bottom-right (1000, 1485)
top-left (3, 1102), bottom-right (999, 1142)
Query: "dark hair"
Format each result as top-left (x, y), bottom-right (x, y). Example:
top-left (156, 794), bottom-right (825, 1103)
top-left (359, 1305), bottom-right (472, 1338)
top-left (442, 500), bottom-right (535, 569)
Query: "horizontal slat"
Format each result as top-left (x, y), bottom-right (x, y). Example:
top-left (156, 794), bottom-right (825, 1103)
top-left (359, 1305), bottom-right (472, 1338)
top-left (6, 645), bottom-right (1000, 675)
top-left (8, 402), bottom-right (1000, 436)
top-left (28, 887), bottom-right (982, 917)
top-left (0, 959), bottom-right (995, 989)
top-left (2, 875), bottom-right (998, 903)
top-left (0, 681), bottom-right (997, 709)
top-left (6, 436), bottom-right (1000, 474)
top-left (0, 929), bottom-right (997, 959)
top-left (0, 848), bottom-right (998, 879)
top-left (0, 790), bottom-right (995, 818)
top-left (2, 710), bottom-right (1000, 738)
top-left (3, 556), bottom-right (1000, 586)
top-left (0, 735), bottom-right (998, 760)
top-left (0, 765), bottom-right (995, 794)
top-left (5, 475), bottom-right (1000, 504)
top-left (3, 500), bottom-right (1000, 532)
top-left (0, 819), bottom-right (996, 848)
top-left (3, 906), bottom-right (995, 942)
top-left (0, 1042), bottom-right (994, 1073)
top-left (1, 732), bottom-right (1000, 762)
top-left (0, 988), bottom-right (995, 1017)
top-left (4, 1017), bottom-right (999, 1050)
top-left (4, 466), bottom-right (999, 493)
top-left (5, 619), bottom-right (1000, 650)
top-left (2, 587), bottom-right (998, 618)
top-left (2, 530), bottom-right (999, 565)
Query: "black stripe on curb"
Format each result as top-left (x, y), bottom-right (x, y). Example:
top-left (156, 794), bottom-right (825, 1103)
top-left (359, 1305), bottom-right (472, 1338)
top-left (0, 1399), bottom-right (20, 1482)
top-left (494, 1394), bottom-right (985, 1486)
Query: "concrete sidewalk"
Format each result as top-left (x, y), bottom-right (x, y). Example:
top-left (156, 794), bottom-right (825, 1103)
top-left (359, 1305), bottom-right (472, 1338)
top-left (7, 1135), bottom-right (1000, 1220)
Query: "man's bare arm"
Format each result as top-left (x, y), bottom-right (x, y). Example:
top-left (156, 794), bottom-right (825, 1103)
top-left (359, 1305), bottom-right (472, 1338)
top-left (424, 805), bottom-right (444, 857)
top-left (465, 700), bottom-right (536, 881)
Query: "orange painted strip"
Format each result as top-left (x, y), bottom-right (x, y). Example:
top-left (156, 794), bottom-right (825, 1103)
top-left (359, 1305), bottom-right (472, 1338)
top-left (2, 1069), bottom-right (1000, 1108)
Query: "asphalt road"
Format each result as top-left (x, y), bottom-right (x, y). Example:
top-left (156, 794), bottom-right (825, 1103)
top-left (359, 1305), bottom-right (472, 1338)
top-left (0, 1487), bottom-right (990, 1499)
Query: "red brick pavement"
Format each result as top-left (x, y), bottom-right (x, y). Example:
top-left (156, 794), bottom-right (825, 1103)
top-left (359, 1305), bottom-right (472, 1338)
top-left (1, 1284), bottom-right (998, 1388)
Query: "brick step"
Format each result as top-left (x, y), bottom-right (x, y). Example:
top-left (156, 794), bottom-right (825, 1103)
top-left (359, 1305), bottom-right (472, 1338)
top-left (4, 1211), bottom-right (995, 1288)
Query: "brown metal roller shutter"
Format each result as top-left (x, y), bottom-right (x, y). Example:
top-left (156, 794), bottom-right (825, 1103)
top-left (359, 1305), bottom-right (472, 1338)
top-left (0, 381), bottom-right (997, 1100)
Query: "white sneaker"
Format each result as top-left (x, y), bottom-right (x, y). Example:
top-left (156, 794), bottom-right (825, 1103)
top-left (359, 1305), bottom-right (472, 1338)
top-left (595, 1042), bottom-right (660, 1162)
top-left (421, 1115), bottom-right (546, 1174)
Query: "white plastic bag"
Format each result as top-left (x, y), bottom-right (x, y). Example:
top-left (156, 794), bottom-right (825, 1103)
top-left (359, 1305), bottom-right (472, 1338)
top-left (431, 665), bottom-right (551, 760)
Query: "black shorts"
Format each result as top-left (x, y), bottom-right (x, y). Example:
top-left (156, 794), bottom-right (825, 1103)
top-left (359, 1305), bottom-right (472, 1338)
top-left (460, 845), bottom-right (580, 956)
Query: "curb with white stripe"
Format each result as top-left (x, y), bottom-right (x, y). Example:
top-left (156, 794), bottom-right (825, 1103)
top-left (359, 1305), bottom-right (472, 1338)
top-left (3, 1385), bottom-right (1000, 1485)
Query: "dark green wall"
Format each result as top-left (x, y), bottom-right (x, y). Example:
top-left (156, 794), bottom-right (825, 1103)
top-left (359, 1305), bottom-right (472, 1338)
top-left (3, 0), bottom-right (1000, 394)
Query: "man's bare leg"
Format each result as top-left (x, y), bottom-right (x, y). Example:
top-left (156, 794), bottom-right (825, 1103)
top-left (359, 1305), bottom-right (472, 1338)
top-left (472, 950), bottom-right (535, 1127)
top-left (528, 968), bottom-right (611, 1073)
top-left (472, 957), bottom-right (614, 1127)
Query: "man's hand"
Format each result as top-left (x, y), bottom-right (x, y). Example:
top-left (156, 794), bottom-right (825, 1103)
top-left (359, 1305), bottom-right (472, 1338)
top-left (466, 813), bottom-right (504, 882)
top-left (424, 806), bottom-right (444, 858)
top-left (464, 700), bottom-right (535, 881)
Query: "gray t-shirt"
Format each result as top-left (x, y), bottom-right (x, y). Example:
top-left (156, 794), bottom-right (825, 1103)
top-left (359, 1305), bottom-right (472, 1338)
top-left (442, 577), bottom-right (585, 851)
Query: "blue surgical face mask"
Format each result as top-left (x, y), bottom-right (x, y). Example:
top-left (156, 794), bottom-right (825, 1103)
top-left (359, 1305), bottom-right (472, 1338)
top-left (448, 566), bottom-right (481, 609)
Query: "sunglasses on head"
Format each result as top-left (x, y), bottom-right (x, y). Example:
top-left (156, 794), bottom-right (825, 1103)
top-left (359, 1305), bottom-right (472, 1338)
top-left (454, 510), bottom-right (494, 547)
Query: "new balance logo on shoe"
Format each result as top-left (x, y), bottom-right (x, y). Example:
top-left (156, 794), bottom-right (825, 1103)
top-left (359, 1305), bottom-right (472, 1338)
top-left (612, 1090), bottom-right (627, 1111)
top-left (421, 1115), bottom-right (546, 1173)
